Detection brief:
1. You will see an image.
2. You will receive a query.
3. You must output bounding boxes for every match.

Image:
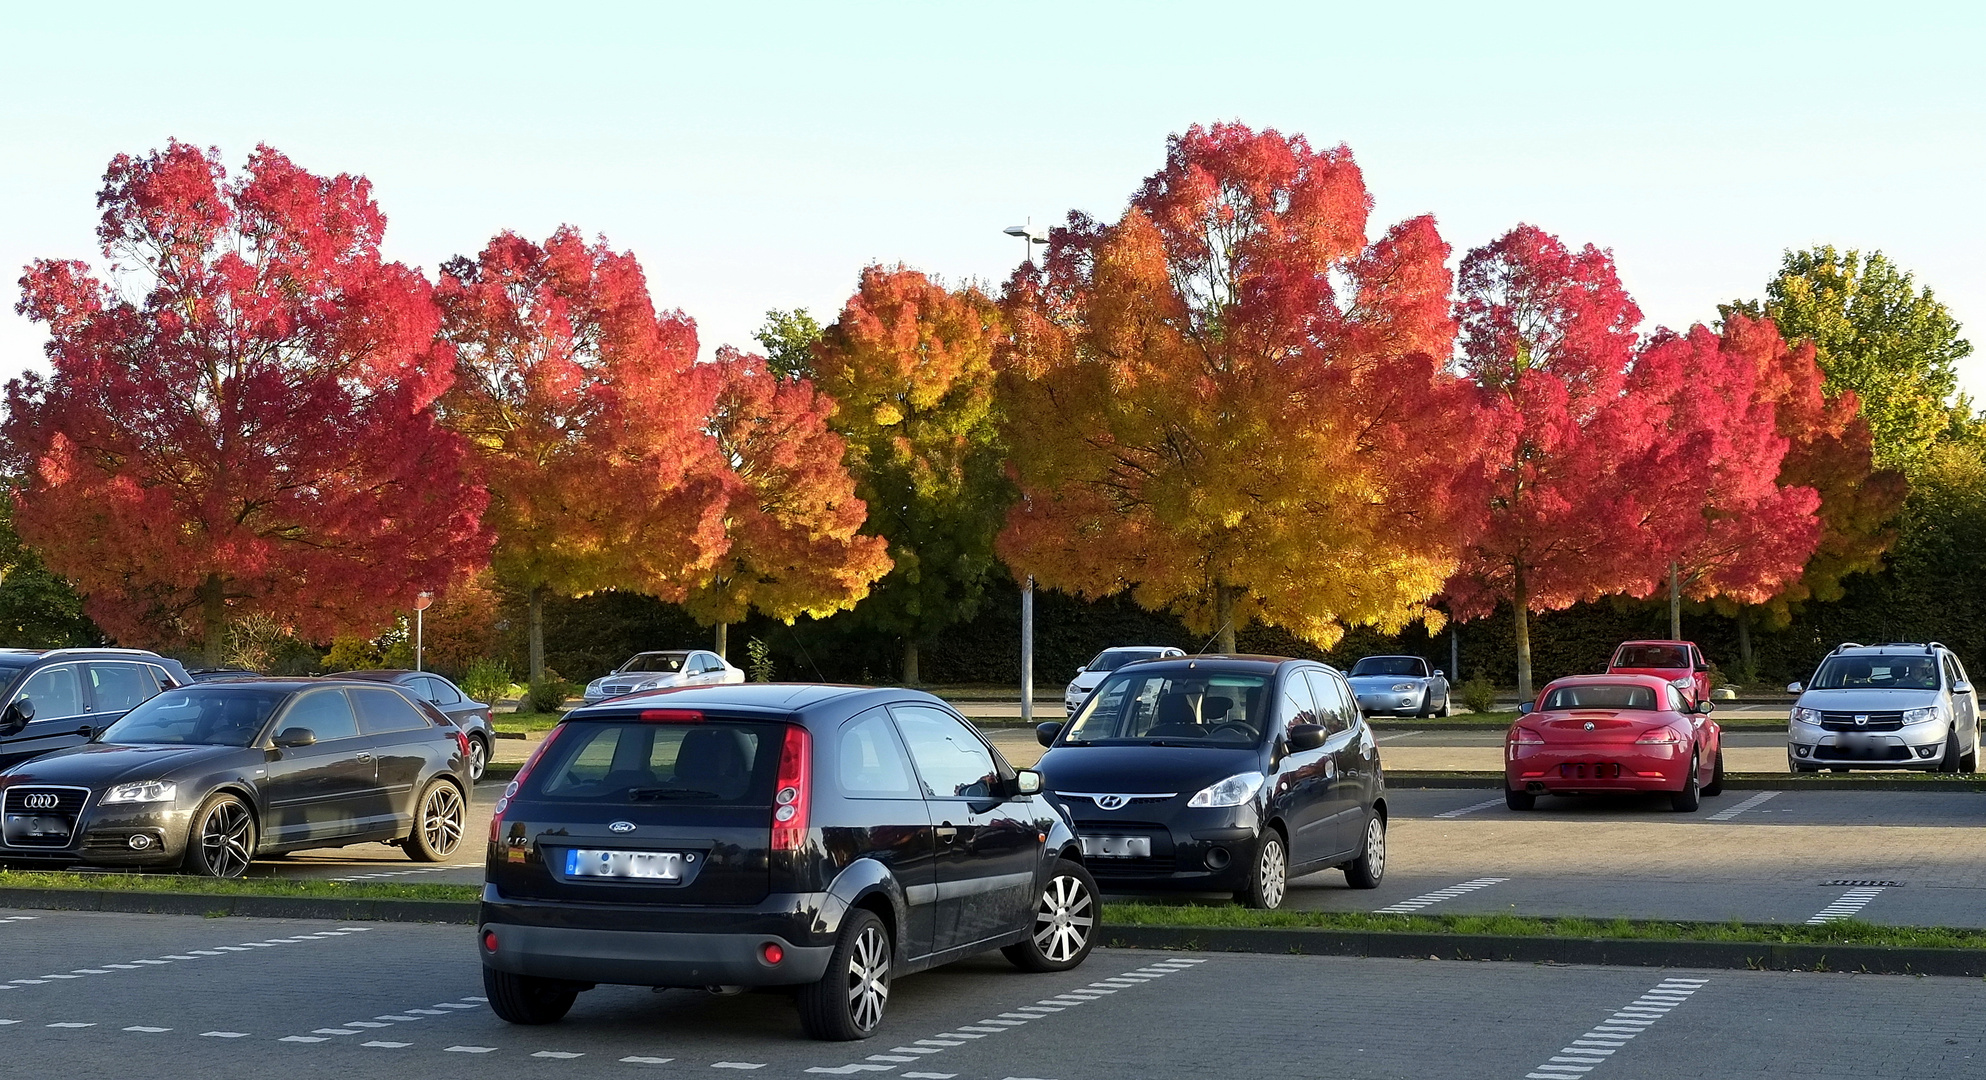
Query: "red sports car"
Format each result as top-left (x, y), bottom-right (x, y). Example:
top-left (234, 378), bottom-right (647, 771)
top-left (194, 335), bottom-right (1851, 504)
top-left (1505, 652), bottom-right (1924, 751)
top-left (1505, 674), bottom-right (1724, 812)
top-left (1607, 640), bottom-right (1712, 705)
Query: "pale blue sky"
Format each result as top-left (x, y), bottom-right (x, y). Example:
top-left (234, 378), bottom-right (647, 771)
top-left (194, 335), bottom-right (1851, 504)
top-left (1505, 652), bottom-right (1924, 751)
top-left (4, 1), bottom-right (1981, 393)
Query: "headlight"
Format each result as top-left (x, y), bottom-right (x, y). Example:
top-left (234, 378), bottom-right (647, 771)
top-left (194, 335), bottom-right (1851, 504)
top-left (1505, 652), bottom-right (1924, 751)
top-left (1791, 707), bottom-right (1822, 725)
top-left (102, 781), bottom-right (176, 804)
top-left (1392, 683), bottom-right (1419, 693)
top-left (1186, 772), bottom-right (1265, 808)
top-left (1904, 706), bottom-right (1943, 725)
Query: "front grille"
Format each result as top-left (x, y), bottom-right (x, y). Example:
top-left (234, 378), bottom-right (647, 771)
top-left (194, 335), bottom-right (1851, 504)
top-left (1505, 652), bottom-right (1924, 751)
top-left (1820, 711), bottom-right (1906, 732)
top-left (602, 684), bottom-right (637, 696)
top-left (3, 786), bottom-right (90, 847)
top-left (1064, 793), bottom-right (1174, 808)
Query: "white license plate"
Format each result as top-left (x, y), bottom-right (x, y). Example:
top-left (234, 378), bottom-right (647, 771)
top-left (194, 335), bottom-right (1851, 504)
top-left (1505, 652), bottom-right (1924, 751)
top-left (565, 849), bottom-right (685, 880)
top-left (1080, 835), bottom-right (1151, 859)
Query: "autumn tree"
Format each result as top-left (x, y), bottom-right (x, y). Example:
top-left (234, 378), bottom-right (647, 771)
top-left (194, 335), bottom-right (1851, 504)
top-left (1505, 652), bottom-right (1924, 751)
top-left (5, 141), bottom-right (492, 666)
top-left (681, 348), bottom-right (892, 656)
top-left (436, 227), bottom-right (729, 683)
top-left (754, 308), bottom-right (823, 381)
top-left (811, 267), bottom-right (1011, 682)
top-left (998, 123), bottom-right (1485, 655)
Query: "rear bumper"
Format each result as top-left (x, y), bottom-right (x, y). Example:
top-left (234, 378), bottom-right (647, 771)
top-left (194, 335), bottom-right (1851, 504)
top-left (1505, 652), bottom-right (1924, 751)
top-left (1507, 743), bottom-right (1688, 792)
top-left (479, 921), bottom-right (831, 987)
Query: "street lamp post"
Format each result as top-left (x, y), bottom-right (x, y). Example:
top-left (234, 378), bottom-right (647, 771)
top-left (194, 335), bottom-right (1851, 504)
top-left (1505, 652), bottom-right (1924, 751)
top-left (414, 591), bottom-right (434, 672)
top-left (1002, 221), bottom-right (1049, 725)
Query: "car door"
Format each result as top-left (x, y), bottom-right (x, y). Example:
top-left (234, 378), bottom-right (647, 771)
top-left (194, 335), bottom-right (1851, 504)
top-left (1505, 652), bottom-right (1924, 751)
top-left (1943, 654), bottom-right (1978, 749)
top-left (890, 703), bottom-right (1039, 953)
top-left (83, 661), bottom-right (162, 732)
top-left (350, 687), bottom-right (438, 835)
top-left (1305, 670), bottom-right (1366, 859)
top-left (260, 689), bottom-right (382, 845)
top-left (1, 662), bottom-right (92, 765)
top-left (1267, 671), bottom-right (1334, 867)
top-left (832, 707), bottom-right (939, 960)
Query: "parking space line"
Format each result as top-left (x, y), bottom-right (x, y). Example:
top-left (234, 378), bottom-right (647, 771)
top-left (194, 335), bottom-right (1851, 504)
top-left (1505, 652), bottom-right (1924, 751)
top-left (1375, 731), bottom-right (1423, 743)
top-left (1435, 798), bottom-right (1507, 819)
top-left (1707, 791), bottom-right (1778, 822)
top-left (1807, 886), bottom-right (1887, 924)
top-left (1522, 978), bottom-right (1707, 1078)
top-left (1374, 877), bottom-right (1509, 914)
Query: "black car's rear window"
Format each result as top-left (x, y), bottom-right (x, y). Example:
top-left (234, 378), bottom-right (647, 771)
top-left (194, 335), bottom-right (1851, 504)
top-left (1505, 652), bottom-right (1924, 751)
top-left (525, 720), bottom-right (784, 804)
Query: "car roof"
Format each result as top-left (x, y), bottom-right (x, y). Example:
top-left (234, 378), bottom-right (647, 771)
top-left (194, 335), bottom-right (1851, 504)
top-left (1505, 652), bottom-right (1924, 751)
top-left (1829, 643), bottom-right (1942, 656)
top-left (1097, 645), bottom-right (1176, 653)
top-left (1544, 674), bottom-right (1676, 690)
top-left (328, 669), bottom-right (420, 681)
top-left (567, 683), bottom-right (936, 720)
top-left (1112, 654), bottom-right (1310, 675)
top-left (166, 676), bottom-right (409, 693)
top-left (1355, 654), bottom-right (1424, 662)
top-left (1614, 640), bottom-right (1695, 649)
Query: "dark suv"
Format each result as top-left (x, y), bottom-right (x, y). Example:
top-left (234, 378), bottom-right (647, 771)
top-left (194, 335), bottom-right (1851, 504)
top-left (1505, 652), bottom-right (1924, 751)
top-left (479, 684), bottom-right (1095, 1040)
top-left (0, 649), bottom-right (193, 769)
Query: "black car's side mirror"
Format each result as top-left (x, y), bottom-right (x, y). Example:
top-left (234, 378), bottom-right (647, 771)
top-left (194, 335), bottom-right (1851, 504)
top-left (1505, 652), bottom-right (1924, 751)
top-left (1035, 721), bottom-right (1063, 748)
top-left (1286, 723), bottom-right (1327, 752)
top-left (1013, 769), bottom-right (1043, 797)
top-left (1517, 702), bottom-right (1534, 715)
top-left (272, 727), bottom-right (317, 748)
top-left (0, 698), bottom-right (33, 737)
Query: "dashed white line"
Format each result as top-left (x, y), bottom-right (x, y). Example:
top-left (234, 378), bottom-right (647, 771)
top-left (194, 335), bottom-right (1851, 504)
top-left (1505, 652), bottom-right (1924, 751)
top-left (1807, 886), bottom-right (1887, 924)
top-left (1435, 798), bottom-right (1508, 819)
top-left (711, 1064), bottom-right (767, 1071)
top-left (364, 1041), bottom-right (412, 1048)
top-left (533, 1051), bottom-right (585, 1059)
top-left (1521, 978), bottom-right (1707, 1079)
top-left (444, 1045), bottom-right (498, 1054)
top-left (201, 1031), bottom-right (251, 1038)
top-left (1374, 877), bottom-right (1509, 914)
top-left (1708, 791), bottom-right (1778, 821)
top-left (902, 1074), bottom-right (957, 1080)
top-left (123, 1026), bottom-right (170, 1033)
top-left (1375, 730), bottom-right (1424, 743)
top-left (621, 1057), bottom-right (675, 1065)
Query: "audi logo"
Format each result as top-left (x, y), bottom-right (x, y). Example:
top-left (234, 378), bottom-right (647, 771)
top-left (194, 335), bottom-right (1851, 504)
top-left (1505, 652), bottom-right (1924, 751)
top-left (1094, 794), bottom-right (1128, 810)
top-left (21, 794), bottom-right (59, 810)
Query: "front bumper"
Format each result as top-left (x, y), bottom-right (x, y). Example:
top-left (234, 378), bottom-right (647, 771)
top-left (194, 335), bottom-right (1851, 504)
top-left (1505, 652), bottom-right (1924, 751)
top-left (1506, 742), bottom-right (1689, 793)
top-left (1789, 719), bottom-right (1947, 769)
top-left (1057, 802), bottom-right (1260, 892)
top-left (0, 801), bottom-right (189, 868)
top-left (479, 890), bottom-right (834, 987)
top-left (1354, 691), bottom-right (1425, 716)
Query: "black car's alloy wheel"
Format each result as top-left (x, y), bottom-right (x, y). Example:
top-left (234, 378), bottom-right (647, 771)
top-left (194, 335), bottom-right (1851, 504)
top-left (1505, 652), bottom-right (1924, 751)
top-left (1003, 859), bottom-right (1098, 972)
top-left (406, 780), bottom-right (465, 861)
top-left (484, 966), bottom-right (578, 1025)
top-left (186, 794), bottom-right (255, 879)
top-left (1344, 813), bottom-right (1386, 889)
top-left (1240, 831), bottom-right (1288, 909)
top-left (799, 908), bottom-right (891, 1040)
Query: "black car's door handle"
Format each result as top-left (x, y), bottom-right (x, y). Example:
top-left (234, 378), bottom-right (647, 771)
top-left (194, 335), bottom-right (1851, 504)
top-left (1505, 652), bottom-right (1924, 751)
top-left (936, 823), bottom-right (958, 843)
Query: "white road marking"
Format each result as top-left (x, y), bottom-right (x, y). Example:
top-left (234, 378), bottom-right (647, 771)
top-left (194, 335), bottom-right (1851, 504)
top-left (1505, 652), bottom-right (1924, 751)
top-left (804, 1067), bottom-right (894, 1075)
top-left (123, 1026), bottom-right (170, 1033)
top-left (344, 1021), bottom-right (392, 1028)
top-left (957, 1025), bottom-right (1009, 1033)
top-left (901, 1074), bottom-right (957, 1080)
top-left (444, 1045), bottom-right (498, 1053)
top-left (1807, 886), bottom-right (1887, 924)
top-left (47, 1022), bottom-right (95, 1028)
top-left (620, 1057), bottom-right (674, 1064)
top-left (314, 1027), bottom-right (361, 1035)
top-left (1375, 730), bottom-right (1423, 742)
top-left (1523, 978), bottom-right (1707, 1079)
top-left (280, 1036), bottom-right (329, 1043)
top-left (915, 1039), bottom-right (967, 1047)
top-left (869, 1054), bottom-right (921, 1062)
top-left (0, 916), bottom-right (36, 921)
top-left (201, 1031), bottom-right (251, 1038)
top-left (328, 866), bottom-right (465, 883)
top-left (1435, 798), bottom-right (1508, 819)
top-left (711, 1064), bottom-right (767, 1070)
top-left (1374, 877), bottom-right (1509, 914)
top-left (0, 1020), bottom-right (16, 1025)
top-left (1708, 791), bottom-right (1778, 821)
top-left (533, 1051), bottom-right (585, 1059)
top-left (890, 1047), bottom-right (944, 1054)
top-left (364, 1041), bottom-right (412, 1048)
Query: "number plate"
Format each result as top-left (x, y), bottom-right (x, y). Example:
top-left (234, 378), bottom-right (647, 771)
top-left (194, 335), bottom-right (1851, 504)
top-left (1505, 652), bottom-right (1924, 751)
top-left (565, 849), bottom-right (685, 880)
top-left (1080, 835), bottom-right (1151, 859)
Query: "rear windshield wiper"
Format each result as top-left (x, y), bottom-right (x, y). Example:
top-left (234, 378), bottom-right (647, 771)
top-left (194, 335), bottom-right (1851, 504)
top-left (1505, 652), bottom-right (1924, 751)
top-left (627, 787), bottom-right (723, 801)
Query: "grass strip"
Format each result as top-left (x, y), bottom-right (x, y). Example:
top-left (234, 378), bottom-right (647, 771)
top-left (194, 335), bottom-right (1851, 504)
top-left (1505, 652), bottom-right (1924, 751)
top-left (493, 710), bottom-right (564, 734)
top-left (0, 869), bottom-right (479, 904)
top-left (1103, 902), bottom-right (1986, 951)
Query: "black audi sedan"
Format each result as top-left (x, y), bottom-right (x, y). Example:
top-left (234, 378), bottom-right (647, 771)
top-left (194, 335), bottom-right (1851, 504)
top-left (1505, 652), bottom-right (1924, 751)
top-left (479, 683), bottom-right (1095, 1041)
top-left (0, 679), bottom-right (471, 877)
top-left (1032, 654), bottom-right (1387, 909)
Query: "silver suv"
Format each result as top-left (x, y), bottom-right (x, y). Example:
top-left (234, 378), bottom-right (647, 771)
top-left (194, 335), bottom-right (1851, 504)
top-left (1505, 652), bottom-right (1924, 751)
top-left (1787, 643), bottom-right (1980, 773)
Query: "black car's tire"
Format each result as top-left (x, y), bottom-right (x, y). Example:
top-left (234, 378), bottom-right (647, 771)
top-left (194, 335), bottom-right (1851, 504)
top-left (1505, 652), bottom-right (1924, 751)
top-left (1343, 813), bottom-right (1386, 889)
top-left (1703, 750), bottom-right (1726, 797)
top-left (184, 793), bottom-right (256, 879)
top-left (1240, 830), bottom-right (1288, 910)
top-left (483, 966), bottom-right (577, 1025)
top-left (1002, 859), bottom-right (1098, 972)
top-left (1670, 752), bottom-right (1702, 812)
top-left (406, 780), bottom-right (466, 861)
top-left (1938, 728), bottom-right (1961, 773)
top-left (1505, 787), bottom-right (1535, 811)
top-left (798, 908), bottom-right (891, 1041)
top-left (467, 735), bottom-right (490, 783)
top-left (1829, 766), bottom-right (1849, 773)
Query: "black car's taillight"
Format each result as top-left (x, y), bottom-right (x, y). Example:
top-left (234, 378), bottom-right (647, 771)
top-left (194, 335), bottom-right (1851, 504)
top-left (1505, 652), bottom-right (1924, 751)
top-left (490, 724), bottom-right (565, 844)
top-left (771, 725), bottom-right (812, 852)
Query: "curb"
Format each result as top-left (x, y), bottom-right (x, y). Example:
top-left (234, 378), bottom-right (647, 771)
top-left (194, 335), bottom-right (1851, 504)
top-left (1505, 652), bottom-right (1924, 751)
top-left (1101, 924), bottom-right (1986, 977)
top-left (0, 888), bottom-right (479, 924)
top-left (1388, 771), bottom-right (1986, 792)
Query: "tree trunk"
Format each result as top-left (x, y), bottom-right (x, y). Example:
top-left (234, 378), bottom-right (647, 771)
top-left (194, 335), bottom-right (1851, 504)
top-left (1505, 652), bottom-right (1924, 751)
top-left (1737, 606), bottom-right (1754, 680)
top-left (714, 622), bottom-right (728, 660)
top-left (1214, 584), bottom-right (1237, 655)
top-left (199, 573), bottom-right (227, 670)
top-left (903, 639), bottom-right (920, 686)
top-left (527, 584), bottom-right (547, 684)
top-left (1513, 567), bottom-right (1533, 704)
top-left (1669, 561), bottom-right (1682, 641)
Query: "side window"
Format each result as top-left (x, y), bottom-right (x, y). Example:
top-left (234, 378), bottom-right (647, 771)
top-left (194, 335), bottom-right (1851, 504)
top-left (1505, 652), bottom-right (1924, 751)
top-left (837, 709), bottom-right (919, 798)
top-left (88, 662), bottom-right (160, 712)
top-left (16, 664), bottom-right (84, 719)
top-left (891, 705), bottom-right (998, 799)
top-left (428, 678), bottom-right (463, 705)
top-left (1278, 673), bottom-right (1319, 731)
top-left (1666, 684), bottom-right (1686, 712)
top-left (1303, 671), bottom-right (1353, 735)
top-left (1953, 655), bottom-right (1972, 688)
top-left (351, 688), bottom-right (430, 735)
top-left (147, 664), bottom-right (182, 689)
top-left (280, 690), bottom-right (362, 742)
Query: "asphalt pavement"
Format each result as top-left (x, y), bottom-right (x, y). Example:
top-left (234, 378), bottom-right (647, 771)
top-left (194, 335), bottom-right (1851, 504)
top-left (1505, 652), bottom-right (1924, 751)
top-left (0, 908), bottom-right (1976, 1079)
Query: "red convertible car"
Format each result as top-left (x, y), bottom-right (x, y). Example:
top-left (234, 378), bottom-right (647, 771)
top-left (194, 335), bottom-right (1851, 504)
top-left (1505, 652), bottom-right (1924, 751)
top-left (1505, 674), bottom-right (1724, 812)
top-left (1607, 640), bottom-right (1712, 705)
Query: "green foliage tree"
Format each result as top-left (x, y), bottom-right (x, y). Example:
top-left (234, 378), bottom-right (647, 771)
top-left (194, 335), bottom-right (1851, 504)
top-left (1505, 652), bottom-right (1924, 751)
top-left (1725, 247), bottom-right (1972, 473)
top-left (0, 490), bottom-right (100, 648)
top-left (754, 308), bottom-right (824, 382)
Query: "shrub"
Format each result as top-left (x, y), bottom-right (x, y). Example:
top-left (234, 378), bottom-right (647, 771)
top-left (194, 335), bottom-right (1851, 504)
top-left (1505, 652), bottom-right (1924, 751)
top-left (526, 671), bottom-right (576, 713)
top-left (1459, 674), bottom-right (1498, 714)
top-left (321, 635), bottom-right (383, 672)
top-left (460, 657), bottom-right (512, 706)
top-left (746, 637), bottom-right (776, 683)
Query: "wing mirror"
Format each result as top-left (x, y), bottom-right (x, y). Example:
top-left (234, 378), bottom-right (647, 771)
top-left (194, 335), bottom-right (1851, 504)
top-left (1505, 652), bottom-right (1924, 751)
top-left (1013, 769), bottom-right (1043, 797)
top-left (1695, 700), bottom-right (1716, 714)
top-left (1286, 723), bottom-right (1327, 752)
top-left (272, 727), bottom-right (317, 748)
top-left (0, 698), bottom-right (34, 737)
top-left (1433, 669), bottom-right (1445, 678)
top-left (1786, 682), bottom-right (1803, 694)
top-left (1035, 721), bottom-right (1063, 748)
top-left (1955, 681), bottom-right (1973, 695)
top-left (1517, 702), bottom-right (1534, 715)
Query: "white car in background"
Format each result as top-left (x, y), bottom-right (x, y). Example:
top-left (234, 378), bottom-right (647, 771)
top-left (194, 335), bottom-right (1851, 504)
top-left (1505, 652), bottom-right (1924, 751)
top-left (582, 650), bottom-right (745, 704)
top-left (1064, 646), bottom-right (1186, 715)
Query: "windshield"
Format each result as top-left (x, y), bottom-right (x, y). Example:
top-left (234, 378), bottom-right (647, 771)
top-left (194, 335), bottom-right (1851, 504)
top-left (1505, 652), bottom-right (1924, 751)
top-left (1542, 684), bottom-right (1657, 711)
top-left (1087, 649), bottom-right (1166, 673)
top-left (1810, 655), bottom-right (1940, 692)
top-left (1613, 645), bottom-right (1688, 669)
top-left (1351, 657), bottom-right (1425, 677)
top-left (1064, 671), bottom-right (1270, 747)
top-left (618, 653), bottom-right (688, 674)
top-left (99, 688), bottom-right (286, 747)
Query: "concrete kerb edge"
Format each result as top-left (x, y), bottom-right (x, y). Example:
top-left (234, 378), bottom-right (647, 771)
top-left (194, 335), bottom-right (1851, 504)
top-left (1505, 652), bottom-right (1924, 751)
top-left (0, 887), bottom-right (480, 924)
top-left (1102, 924), bottom-right (1986, 977)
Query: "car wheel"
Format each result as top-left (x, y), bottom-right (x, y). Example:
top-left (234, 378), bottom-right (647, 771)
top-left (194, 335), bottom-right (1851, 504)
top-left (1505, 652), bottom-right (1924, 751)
top-left (1505, 787), bottom-right (1535, 810)
top-left (184, 793), bottom-right (256, 879)
top-left (405, 780), bottom-right (466, 861)
top-left (798, 908), bottom-right (891, 1041)
top-left (1963, 746), bottom-right (1979, 774)
top-left (1829, 766), bottom-right (1849, 774)
top-left (467, 735), bottom-right (490, 783)
top-left (1440, 693), bottom-right (1453, 717)
top-left (1702, 749), bottom-right (1725, 797)
top-left (1344, 813), bottom-right (1386, 889)
top-left (1002, 859), bottom-right (1099, 972)
top-left (483, 966), bottom-right (577, 1025)
top-left (1938, 728), bottom-right (1961, 773)
top-left (1241, 830), bottom-right (1288, 909)
top-left (1670, 752), bottom-right (1701, 812)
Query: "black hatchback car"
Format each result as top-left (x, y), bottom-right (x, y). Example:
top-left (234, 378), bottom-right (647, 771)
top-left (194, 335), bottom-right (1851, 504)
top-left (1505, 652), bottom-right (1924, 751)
top-left (1032, 654), bottom-right (1387, 909)
top-left (0, 648), bottom-right (193, 769)
top-left (0, 679), bottom-right (471, 877)
top-left (479, 684), bottom-right (1096, 1041)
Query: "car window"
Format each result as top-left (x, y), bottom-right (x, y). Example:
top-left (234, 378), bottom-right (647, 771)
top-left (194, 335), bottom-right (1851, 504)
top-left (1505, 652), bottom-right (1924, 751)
top-left (620, 653), bottom-right (688, 674)
top-left (1278, 673), bottom-right (1319, 733)
top-left (1543, 684), bottom-right (1658, 710)
top-left (87, 662), bottom-right (160, 712)
top-left (1304, 671), bottom-right (1355, 735)
top-left (16, 664), bottom-right (83, 719)
top-left (892, 705), bottom-right (998, 799)
top-left (1952, 655), bottom-right (1972, 687)
top-left (427, 677), bottom-right (463, 705)
top-left (350, 687), bottom-right (429, 735)
top-left (1811, 655), bottom-right (1940, 691)
top-left (1666, 684), bottom-right (1686, 711)
top-left (838, 709), bottom-right (919, 798)
top-left (280, 689), bottom-right (362, 742)
top-left (1066, 671), bottom-right (1270, 746)
top-left (527, 721), bottom-right (777, 803)
top-left (1614, 645), bottom-right (1688, 669)
top-left (101, 688), bottom-right (286, 746)
top-left (1350, 657), bottom-right (1424, 677)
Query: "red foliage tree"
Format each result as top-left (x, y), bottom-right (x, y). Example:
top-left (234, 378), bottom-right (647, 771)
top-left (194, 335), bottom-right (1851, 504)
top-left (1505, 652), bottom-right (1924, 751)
top-left (5, 141), bottom-right (491, 666)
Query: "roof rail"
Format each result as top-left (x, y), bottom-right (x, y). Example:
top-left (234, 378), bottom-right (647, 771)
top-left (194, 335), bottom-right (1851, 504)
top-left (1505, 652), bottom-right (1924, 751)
top-left (40, 647), bottom-right (160, 660)
top-left (1928, 641), bottom-right (1947, 655)
top-left (1832, 642), bottom-right (1865, 653)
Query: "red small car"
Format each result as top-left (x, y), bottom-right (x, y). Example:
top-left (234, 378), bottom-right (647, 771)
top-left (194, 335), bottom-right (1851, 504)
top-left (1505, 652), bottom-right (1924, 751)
top-left (1505, 674), bottom-right (1724, 812)
top-left (1607, 640), bottom-right (1711, 705)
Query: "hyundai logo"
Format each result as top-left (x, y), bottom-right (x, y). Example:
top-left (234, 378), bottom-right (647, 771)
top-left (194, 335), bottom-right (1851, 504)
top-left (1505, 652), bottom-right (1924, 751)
top-left (608, 821), bottom-right (636, 833)
top-left (1094, 795), bottom-right (1128, 810)
top-left (21, 794), bottom-right (58, 810)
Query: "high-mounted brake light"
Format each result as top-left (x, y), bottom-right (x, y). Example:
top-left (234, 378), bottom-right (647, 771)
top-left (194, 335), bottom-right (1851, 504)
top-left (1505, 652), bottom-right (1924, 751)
top-left (770, 725), bottom-right (812, 852)
top-left (489, 724), bottom-right (566, 844)
top-left (639, 709), bottom-right (704, 722)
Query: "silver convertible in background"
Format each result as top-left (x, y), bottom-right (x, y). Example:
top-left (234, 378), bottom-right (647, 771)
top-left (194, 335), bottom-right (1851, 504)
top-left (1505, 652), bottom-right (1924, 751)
top-left (1346, 655), bottom-right (1452, 717)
